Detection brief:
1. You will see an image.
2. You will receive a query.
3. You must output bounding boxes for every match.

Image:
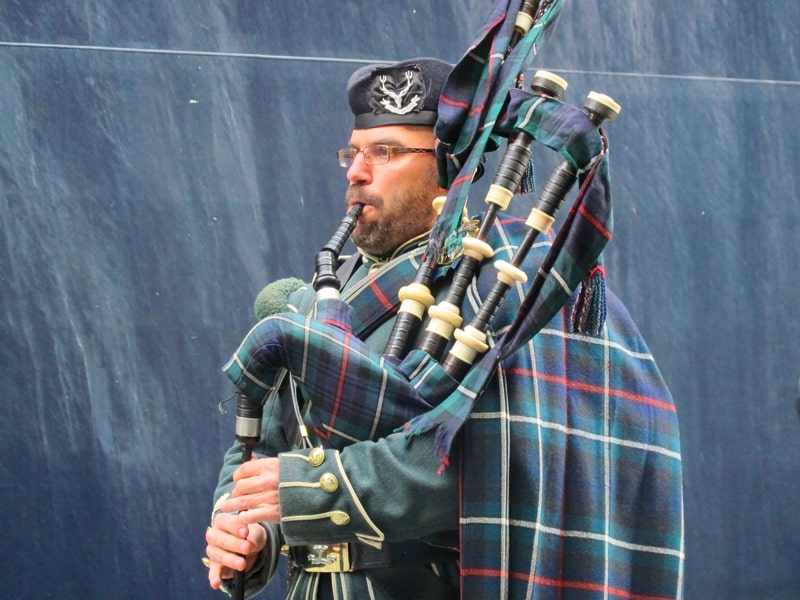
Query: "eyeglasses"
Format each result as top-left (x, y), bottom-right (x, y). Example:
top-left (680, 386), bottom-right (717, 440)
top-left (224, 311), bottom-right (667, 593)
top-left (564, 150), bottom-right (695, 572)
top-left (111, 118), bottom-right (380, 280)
top-left (336, 145), bottom-right (434, 168)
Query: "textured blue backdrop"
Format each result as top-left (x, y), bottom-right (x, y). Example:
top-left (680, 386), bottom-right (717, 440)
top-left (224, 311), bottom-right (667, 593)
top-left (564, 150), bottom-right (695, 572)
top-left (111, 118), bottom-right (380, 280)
top-left (1, 2), bottom-right (798, 598)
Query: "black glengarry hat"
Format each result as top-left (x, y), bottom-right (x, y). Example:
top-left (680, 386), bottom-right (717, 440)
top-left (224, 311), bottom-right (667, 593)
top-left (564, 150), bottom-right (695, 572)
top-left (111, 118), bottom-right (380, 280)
top-left (347, 58), bottom-right (452, 129)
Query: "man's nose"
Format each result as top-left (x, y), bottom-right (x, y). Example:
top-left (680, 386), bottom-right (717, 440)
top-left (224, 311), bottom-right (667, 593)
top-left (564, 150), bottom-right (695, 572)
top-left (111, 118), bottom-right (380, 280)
top-left (346, 153), bottom-right (372, 185)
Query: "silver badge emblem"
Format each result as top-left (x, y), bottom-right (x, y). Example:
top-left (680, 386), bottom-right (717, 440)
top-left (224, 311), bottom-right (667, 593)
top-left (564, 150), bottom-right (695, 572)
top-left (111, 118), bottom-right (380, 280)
top-left (368, 66), bottom-right (425, 116)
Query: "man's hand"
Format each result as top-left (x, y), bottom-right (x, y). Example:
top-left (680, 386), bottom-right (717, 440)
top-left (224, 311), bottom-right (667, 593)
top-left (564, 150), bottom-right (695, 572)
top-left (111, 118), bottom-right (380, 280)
top-left (205, 512), bottom-right (266, 590)
top-left (223, 457), bottom-right (281, 525)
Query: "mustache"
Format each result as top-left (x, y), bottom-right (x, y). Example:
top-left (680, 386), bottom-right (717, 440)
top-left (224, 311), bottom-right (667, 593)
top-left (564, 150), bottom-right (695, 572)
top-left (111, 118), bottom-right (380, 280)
top-left (345, 187), bottom-right (382, 207)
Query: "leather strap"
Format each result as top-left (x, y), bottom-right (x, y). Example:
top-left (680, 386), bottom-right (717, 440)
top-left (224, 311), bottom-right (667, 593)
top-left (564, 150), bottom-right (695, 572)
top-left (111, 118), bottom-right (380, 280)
top-left (350, 539), bottom-right (458, 570)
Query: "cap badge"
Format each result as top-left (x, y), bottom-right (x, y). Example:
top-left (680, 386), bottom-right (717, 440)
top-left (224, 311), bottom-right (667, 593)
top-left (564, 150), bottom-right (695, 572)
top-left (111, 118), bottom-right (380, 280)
top-left (368, 67), bottom-right (425, 116)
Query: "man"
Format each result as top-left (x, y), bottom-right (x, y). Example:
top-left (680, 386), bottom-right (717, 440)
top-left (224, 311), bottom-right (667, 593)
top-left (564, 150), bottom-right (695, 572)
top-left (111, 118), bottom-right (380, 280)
top-left (207, 57), bottom-right (460, 599)
top-left (206, 57), bottom-right (684, 599)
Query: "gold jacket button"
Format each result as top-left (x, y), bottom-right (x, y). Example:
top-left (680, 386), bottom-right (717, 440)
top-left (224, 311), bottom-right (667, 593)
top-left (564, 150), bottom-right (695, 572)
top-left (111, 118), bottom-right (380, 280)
top-left (319, 473), bottom-right (339, 493)
top-left (308, 447), bottom-right (325, 467)
top-left (330, 512), bottom-right (350, 526)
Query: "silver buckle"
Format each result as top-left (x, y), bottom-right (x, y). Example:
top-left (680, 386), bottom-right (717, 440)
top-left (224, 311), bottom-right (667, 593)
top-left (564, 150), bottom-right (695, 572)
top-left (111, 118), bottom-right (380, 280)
top-left (300, 543), bottom-right (351, 573)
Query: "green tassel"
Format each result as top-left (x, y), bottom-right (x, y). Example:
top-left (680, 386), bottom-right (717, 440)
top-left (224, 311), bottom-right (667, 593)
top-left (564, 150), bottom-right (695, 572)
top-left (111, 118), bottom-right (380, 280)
top-left (571, 262), bottom-right (607, 336)
top-left (517, 159), bottom-right (536, 196)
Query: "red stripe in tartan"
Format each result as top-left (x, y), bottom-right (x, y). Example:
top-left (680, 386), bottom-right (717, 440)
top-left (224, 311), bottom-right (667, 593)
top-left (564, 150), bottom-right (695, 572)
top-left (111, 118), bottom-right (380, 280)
top-left (318, 317), bottom-right (344, 329)
top-left (508, 367), bottom-right (677, 413)
top-left (468, 103), bottom-right (486, 118)
top-left (496, 215), bottom-right (527, 227)
top-left (325, 331), bottom-right (353, 432)
top-left (368, 277), bottom-right (394, 311)
top-left (462, 568), bottom-right (675, 600)
top-left (439, 94), bottom-right (471, 111)
top-left (451, 172), bottom-right (476, 188)
top-left (578, 203), bottom-right (613, 240)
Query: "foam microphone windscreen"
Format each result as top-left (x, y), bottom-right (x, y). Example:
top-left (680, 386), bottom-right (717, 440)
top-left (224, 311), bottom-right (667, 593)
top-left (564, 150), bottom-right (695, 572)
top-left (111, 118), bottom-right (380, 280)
top-left (253, 277), bottom-right (306, 319)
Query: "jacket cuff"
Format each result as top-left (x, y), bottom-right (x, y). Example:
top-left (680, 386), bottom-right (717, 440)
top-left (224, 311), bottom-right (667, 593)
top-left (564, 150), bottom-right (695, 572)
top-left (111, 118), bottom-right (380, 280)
top-left (278, 447), bottom-right (385, 548)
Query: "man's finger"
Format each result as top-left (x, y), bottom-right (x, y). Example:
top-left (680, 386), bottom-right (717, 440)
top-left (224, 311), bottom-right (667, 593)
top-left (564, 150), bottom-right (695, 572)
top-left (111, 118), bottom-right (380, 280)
top-left (207, 559), bottom-right (222, 590)
top-left (223, 488), bottom-right (280, 513)
top-left (235, 505), bottom-right (281, 525)
top-left (207, 542), bottom-right (247, 571)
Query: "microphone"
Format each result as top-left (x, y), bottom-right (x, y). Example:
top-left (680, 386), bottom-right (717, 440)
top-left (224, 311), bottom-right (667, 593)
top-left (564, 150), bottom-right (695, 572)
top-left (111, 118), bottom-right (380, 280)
top-left (253, 277), bottom-right (306, 320)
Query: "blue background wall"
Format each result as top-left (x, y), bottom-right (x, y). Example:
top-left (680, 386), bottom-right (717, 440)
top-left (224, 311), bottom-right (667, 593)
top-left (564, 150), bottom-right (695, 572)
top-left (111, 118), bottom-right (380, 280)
top-left (1, 2), bottom-right (798, 598)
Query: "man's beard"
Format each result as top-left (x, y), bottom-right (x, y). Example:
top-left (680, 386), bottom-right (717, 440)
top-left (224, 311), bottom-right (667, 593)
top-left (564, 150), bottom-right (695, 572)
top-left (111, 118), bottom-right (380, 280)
top-left (345, 187), bottom-right (438, 258)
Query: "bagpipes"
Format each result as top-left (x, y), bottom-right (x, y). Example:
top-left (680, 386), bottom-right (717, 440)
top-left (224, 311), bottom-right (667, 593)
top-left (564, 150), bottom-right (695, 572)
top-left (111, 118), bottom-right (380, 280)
top-left (224, 0), bottom-right (619, 454)
top-left (223, 2), bottom-right (619, 592)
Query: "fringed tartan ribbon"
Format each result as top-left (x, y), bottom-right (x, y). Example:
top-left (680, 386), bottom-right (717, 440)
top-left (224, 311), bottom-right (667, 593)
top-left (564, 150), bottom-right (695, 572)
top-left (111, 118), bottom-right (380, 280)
top-left (428, 0), bottom-right (565, 268)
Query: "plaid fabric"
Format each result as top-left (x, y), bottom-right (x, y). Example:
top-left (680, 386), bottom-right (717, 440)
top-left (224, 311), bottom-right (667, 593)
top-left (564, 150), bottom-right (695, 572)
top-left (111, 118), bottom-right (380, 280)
top-left (335, 243), bottom-right (425, 339)
top-left (457, 290), bottom-right (683, 599)
top-left (405, 93), bottom-right (613, 459)
top-left (222, 216), bottom-right (683, 598)
top-left (222, 297), bottom-right (455, 446)
top-left (429, 0), bottom-right (564, 265)
top-left (223, 241), bottom-right (451, 447)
